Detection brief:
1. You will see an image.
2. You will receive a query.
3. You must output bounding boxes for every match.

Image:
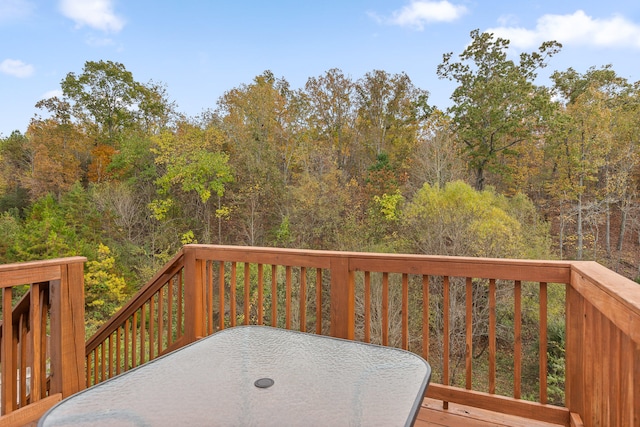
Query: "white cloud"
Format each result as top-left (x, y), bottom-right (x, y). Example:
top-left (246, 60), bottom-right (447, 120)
top-left (59, 0), bottom-right (124, 33)
top-left (86, 35), bottom-right (115, 47)
top-left (0, 59), bottom-right (34, 78)
top-left (0, 0), bottom-right (35, 22)
top-left (488, 10), bottom-right (640, 50)
top-left (41, 89), bottom-right (63, 100)
top-left (373, 1), bottom-right (468, 30)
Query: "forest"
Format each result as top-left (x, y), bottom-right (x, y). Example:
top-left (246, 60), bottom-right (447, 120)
top-left (1, 30), bottom-right (640, 332)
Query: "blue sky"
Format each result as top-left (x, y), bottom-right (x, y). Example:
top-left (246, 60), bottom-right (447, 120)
top-left (1, 0), bottom-right (639, 137)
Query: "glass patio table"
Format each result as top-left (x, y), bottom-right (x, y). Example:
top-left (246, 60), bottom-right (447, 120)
top-left (39, 326), bottom-right (431, 426)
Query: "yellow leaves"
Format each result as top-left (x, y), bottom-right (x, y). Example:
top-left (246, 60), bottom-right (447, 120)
top-left (403, 180), bottom-right (531, 258)
top-left (373, 190), bottom-right (404, 221)
top-left (181, 230), bottom-right (196, 244)
top-left (148, 198), bottom-right (173, 221)
top-left (215, 205), bottom-right (231, 220)
top-left (85, 243), bottom-right (127, 309)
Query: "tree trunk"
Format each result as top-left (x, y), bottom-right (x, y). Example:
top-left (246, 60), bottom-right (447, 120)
top-left (577, 192), bottom-right (583, 260)
top-left (559, 201), bottom-right (565, 260)
top-left (617, 200), bottom-right (628, 252)
top-left (474, 166), bottom-right (485, 191)
top-left (605, 202), bottom-right (611, 257)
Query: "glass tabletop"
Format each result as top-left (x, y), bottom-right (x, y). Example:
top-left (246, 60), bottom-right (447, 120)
top-left (40, 326), bottom-right (431, 426)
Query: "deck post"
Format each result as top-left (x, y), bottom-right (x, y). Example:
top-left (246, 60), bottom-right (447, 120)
top-left (183, 246), bottom-right (205, 342)
top-left (48, 260), bottom-right (86, 398)
top-left (565, 284), bottom-right (585, 419)
top-left (329, 256), bottom-right (354, 340)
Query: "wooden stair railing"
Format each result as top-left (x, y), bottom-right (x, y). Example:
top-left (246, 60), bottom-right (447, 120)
top-left (85, 249), bottom-right (188, 386)
top-left (0, 257), bottom-right (85, 426)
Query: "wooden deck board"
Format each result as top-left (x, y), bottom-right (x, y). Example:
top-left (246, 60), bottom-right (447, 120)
top-left (415, 398), bottom-right (566, 427)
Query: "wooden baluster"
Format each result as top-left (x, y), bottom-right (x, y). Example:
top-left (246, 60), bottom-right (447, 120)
top-left (285, 266), bottom-right (292, 329)
top-left (539, 282), bottom-right (548, 404)
top-left (364, 271), bottom-right (371, 343)
top-left (230, 262), bottom-right (237, 327)
top-left (177, 269), bottom-right (184, 339)
top-left (382, 272), bottom-right (389, 346)
top-left (514, 280), bottom-right (522, 399)
top-left (131, 311), bottom-right (138, 368)
top-left (116, 327), bottom-right (122, 375)
top-left (300, 267), bottom-right (307, 332)
top-left (19, 312), bottom-right (26, 407)
top-left (140, 303), bottom-right (146, 364)
top-left (489, 278), bottom-right (496, 394)
top-left (167, 280), bottom-right (173, 346)
top-left (466, 277), bottom-right (473, 389)
top-left (218, 262), bottom-right (225, 331)
top-left (315, 269), bottom-right (322, 335)
top-left (108, 332), bottom-right (114, 379)
top-left (30, 282), bottom-right (42, 402)
top-left (244, 263), bottom-right (250, 325)
top-left (101, 337), bottom-right (106, 382)
top-left (149, 295), bottom-right (155, 360)
top-left (257, 264), bottom-right (264, 325)
top-left (86, 351), bottom-right (93, 387)
top-left (124, 318), bottom-right (130, 371)
top-left (39, 289), bottom-right (48, 394)
top-left (443, 275), bottom-right (450, 410)
top-left (157, 287), bottom-right (164, 355)
top-left (422, 275), bottom-right (430, 362)
top-left (93, 347), bottom-right (98, 385)
top-left (271, 265), bottom-right (277, 327)
top-left (402, 273), bottom-right (409, 350)
top-left (207, 262), bottom-right (213, 335)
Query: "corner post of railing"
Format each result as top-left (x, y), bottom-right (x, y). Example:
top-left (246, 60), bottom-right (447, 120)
top-left (49, 258), bottom-right (86, 398)
top-left (183, 245), bottom-right (205, 342)
top-left (329, 255), bottom-right (355, 340)
top-left (564, 278), bottom-right (585, 420)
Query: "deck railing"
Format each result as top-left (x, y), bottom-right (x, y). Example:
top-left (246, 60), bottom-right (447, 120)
top-left (0, 257), bottom-right (86, 426)
top-left (80, 245), bottom-right (640, 426)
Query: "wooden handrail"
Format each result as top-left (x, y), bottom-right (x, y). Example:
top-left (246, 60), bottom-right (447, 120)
top-left (570, 261), bottom-right (640, 343)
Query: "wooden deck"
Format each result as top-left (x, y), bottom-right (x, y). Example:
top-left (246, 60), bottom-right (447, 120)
top-left (416, 398), bottom-right (564, 427)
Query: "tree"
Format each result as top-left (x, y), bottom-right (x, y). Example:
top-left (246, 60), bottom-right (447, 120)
top-left (547, 66), bottom-right (630, 259)
top-left (150, 120), bottom-right (233, 244)
top-left (217, 71), bottom-right (296, 246)
top-left (407, 109), bottom-right (466, 191)
top-left (0, 131), bottom-right (32, 212)
top-left (61, 60), bottom-right (142, 141)
top-left (24, 118), bottom-right (90, 199)
top-left (401, 180), bottom-right (537, 258)
top-left (303, 68), bottom-right (357, 173)
top-left (437, 29), bottom-right (561, 190)
top-left (354, 70), bottom-right (427, 175)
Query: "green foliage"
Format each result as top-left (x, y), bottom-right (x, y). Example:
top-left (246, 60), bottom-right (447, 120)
top-left (437, 29), bottom-right (561, 190)
top-left (11, 194), bottom-right (82, 260)
top-left (0, 211), bottom-right (20, 261)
